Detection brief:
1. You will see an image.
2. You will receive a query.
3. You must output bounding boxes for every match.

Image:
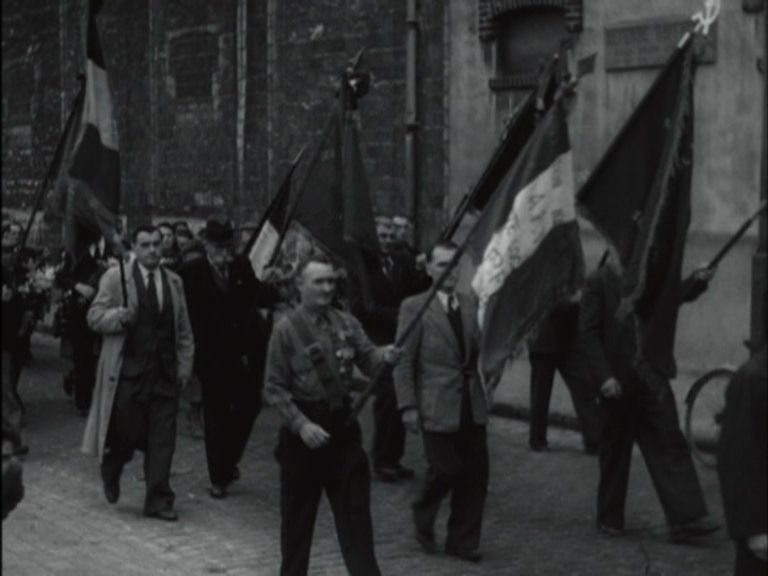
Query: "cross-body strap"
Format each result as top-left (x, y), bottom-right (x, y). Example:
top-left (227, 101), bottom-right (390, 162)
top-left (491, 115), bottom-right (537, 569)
top-left (287, 311), bottom-right (344, 409)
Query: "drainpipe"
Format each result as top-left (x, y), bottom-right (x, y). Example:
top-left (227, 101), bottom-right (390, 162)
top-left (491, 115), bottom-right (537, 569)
top-left (405, 0), bottom-right (419, 244)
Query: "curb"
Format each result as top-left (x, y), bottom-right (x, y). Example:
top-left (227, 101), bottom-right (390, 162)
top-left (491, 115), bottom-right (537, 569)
top-left (490, 402), bottom-right (584, 433)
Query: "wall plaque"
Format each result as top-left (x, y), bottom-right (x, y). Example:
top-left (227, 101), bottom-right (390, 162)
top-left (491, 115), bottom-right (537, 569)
top-left (604, 19), bottom-right (717, 71)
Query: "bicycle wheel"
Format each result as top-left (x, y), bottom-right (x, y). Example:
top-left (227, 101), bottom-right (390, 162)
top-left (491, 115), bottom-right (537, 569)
top-left (684, 367), bottom-right (735, 469)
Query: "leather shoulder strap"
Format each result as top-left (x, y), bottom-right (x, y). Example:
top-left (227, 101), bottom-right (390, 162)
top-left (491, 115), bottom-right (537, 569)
top-left (286, 311), bottom-right (343, 408)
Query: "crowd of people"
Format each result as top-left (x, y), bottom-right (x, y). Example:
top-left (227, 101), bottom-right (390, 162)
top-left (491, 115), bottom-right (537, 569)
top-left (1, 211), bottom-right (765, 576)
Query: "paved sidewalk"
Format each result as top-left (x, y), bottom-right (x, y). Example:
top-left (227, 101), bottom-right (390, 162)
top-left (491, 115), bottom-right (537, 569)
top-left (2, 334), bottom-right (733, 575)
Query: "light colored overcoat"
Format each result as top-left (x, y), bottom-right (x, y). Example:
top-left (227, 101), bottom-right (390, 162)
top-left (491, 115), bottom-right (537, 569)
top-left (81, 261), bottom-right (194, 462)
top-left (393, 290), bottom-right (487, 433)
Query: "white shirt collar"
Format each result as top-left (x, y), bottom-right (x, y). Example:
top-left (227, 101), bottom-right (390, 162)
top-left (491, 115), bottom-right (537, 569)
top-left (436, 290), bottom-right (456, 311)
top-left (136, 262), bottom-right (160, 285)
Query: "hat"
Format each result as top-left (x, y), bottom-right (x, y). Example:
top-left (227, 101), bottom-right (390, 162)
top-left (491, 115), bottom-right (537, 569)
top-left (201, 217), bottom-right (235, 247)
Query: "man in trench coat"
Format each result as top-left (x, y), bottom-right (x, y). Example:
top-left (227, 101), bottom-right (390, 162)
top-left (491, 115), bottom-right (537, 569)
top-left (81, 226), bottom-right (194, 521)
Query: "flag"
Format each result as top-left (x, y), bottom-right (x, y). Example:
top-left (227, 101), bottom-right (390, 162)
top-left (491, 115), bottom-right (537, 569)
top-left (65, 0), bottom-right (120, 263)
top-left (577, 40), bottom-right (697, 378)
top-left (440, 60), bottom-right (558, 241)
top-left (290, 104), bottom-right (380, 302)
top-left (244, 149), bottom-right (304, 280)
top-left (470, 100), bottom-right (584, 381)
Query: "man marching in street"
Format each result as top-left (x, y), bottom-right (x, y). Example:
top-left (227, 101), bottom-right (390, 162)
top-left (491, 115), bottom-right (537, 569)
top-left (82, 225), bottom-right (194, 521)
top-left (393, 241), bottom-right (490, 563)
top-left (264, 252), bottom-right (401, 576)
top-left (348, 215), bottom-right (428, 482)
top-left (179, 216), bottom-right (279, 499)
top-left (579, 247), bottom-right (719, 542)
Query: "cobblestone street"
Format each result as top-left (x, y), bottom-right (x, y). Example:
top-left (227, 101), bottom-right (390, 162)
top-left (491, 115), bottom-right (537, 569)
top-left (2, 335), bottom-right (733, 575)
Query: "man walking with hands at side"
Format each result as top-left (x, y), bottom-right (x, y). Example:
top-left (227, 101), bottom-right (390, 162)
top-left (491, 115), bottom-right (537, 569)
top-left (264, 252), bottom-right (401, 576)
top-left (393, 241), bottom-right (490, 563)
top-left (82, 226), bottom-right (194, 521)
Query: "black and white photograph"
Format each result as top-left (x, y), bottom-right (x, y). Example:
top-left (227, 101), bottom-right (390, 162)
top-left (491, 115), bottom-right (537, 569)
top-left (2, 0), bottom-right (766, 574)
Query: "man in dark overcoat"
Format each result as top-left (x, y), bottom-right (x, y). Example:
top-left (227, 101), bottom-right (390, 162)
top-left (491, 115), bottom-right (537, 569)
top-left (179, 217), bottom-right (279, 498)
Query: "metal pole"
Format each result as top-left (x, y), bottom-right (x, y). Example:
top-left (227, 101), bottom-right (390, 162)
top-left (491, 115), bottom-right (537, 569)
top-left (405, 0), bottom-right (418, 242)
top-left (750, 8), bottom-right (767, 353)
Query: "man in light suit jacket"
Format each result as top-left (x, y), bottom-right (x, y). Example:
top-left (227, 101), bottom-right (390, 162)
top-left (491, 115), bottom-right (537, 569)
top-left (83, 225), bottom-right (194, 521)
top-left (393, 241), bottom-right (489, 563)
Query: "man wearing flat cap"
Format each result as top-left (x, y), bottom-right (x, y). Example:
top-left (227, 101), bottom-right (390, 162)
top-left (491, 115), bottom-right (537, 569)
top-left (179, 216), bottom-right (280, 498)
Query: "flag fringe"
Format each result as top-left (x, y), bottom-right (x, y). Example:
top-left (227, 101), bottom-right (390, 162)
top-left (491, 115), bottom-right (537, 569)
top-left (620, 46), bottom-right (695, 379)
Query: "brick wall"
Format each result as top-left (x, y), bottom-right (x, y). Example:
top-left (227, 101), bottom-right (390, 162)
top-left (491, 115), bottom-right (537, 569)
top-left (2, 0), bottom-right (448, 247)
top-left (2, 0), bottom-right (63, 211)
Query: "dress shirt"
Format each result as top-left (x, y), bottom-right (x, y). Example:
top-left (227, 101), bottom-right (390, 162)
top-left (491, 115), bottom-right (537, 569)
top-left (264, 305), bottom-right (386, 434)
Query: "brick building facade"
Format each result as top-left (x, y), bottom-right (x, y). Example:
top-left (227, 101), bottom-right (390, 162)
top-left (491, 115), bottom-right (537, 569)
top-left (2, 0), bottom-right (447, 247)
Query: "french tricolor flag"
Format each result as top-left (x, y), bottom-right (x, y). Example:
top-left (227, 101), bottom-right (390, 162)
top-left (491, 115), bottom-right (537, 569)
top-left (469, 100), bottom-right (585, 381)
top-left (66, 0), bottom-right (120, 260)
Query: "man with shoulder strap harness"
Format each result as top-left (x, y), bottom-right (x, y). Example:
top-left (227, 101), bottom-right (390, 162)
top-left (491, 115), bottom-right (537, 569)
top-left (264, 252), bottom-right (401, 576)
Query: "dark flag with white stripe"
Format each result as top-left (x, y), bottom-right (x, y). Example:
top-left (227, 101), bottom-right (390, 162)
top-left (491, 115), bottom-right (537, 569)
top-left (245, 150), bottom-right (304, 280)
top-left (66, 0), bottom-right (120, 263)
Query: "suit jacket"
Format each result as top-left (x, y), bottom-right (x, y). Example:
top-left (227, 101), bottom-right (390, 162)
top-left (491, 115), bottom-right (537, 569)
top-left (81, 263), bottom-right (194, 461)
top-left (393, 290), bottom-right (487, 433)
top-left (179, 255), bottom-right (278, 388)
top-left (578, 266), bottom-right (638, 386)
top-left (348, 251), bottom-right (431, 345)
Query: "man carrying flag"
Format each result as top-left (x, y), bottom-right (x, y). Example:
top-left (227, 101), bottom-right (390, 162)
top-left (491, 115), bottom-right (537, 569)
top-left (577, 37), bottom-right (719, 542)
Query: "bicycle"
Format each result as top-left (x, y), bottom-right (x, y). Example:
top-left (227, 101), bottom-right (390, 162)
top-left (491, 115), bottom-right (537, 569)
top-left (684, 366), bottom-right (735, 469)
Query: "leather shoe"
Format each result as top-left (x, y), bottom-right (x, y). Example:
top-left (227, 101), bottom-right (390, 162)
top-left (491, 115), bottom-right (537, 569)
top-left (209, 485), bottom-right (227, 499)
top-left (146, 509), bottom-right (178, 522)
top-left (394, 463), bottom-right (415, 479)
top-left (103, 478), bottom-right (120, 504)
top-left (373, 466), bottom-right (399, 483)
top-left (229, 465), bottom-right (240, 482)
top-left (669, 517), bottom-right (720, 543)
top-left (445, 545), bottom-right (482, 562)
top-left (529, 441), bottom-right (549, 452)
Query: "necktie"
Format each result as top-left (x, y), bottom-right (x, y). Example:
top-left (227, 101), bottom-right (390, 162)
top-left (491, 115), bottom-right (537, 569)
top-left (445, 293), bottom-right (465, 361)
top-left (147, 271), bottom-right (160, 316)
top-left (382, 256), bottom-right (393, 278)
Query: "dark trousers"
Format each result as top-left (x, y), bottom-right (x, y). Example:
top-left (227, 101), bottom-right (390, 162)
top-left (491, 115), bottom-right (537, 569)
top-left (371, 374), bottom-right (406, 469)
top-left (414, 396), bottom-right (489, 552)
top-left (72, 334), bottom-right (97, 413)
top-left (101, 375), bottom-right (178, 515)
top-left (1, 350), bottom-right (23, 447)
top-left (201, 373), bottom-right (262, 486)
top-left (597, 375), bottom-right (708, 529)
top-left (735, 540), bottom-right (766, 576)
top-left (275, 404), bottom-right (380, 576)
top-left (529, 350), bottom-right (603, 449)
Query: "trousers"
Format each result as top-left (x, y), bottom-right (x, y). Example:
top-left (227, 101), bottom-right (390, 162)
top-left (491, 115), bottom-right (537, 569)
top-left (101, 374), bottom-right (178, 514)
top-left (371, 374), bottom-right (406, 469)
top-left (414, 392), bottom-right (488, 552)
top-left (529, 349), bottom-right (603, 449)
top-left (275, 402), bottom-right (380, 576)
top-left (201, 370), bottom-right (262, 486)
top-left (597, 374), bottom-right (708, 528)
